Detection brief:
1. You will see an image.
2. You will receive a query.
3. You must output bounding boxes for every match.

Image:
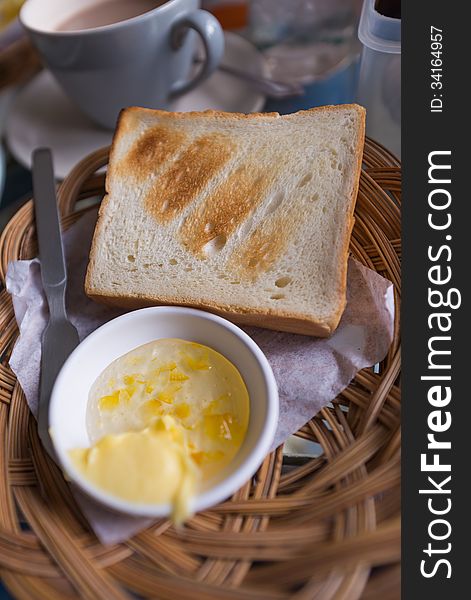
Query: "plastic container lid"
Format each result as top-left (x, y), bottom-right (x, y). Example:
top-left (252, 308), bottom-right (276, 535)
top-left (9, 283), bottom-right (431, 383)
top-left (358, 0), bottom-right (401, 54)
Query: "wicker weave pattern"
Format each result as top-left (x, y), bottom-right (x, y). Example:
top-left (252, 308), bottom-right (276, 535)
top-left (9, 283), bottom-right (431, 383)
top-left (0, 139), bottom-right (400, 599)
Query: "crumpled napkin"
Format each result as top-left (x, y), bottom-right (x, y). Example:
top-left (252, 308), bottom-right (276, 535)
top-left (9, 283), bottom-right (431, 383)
top-left (5, 209), bottom-right (394, 544)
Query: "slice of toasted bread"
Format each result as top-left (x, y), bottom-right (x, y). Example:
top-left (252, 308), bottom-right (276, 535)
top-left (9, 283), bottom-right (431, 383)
top-left (85, 105), bottom-right (365, 336)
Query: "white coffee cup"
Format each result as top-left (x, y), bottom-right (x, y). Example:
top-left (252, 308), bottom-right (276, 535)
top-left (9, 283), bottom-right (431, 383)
top-left (20, 0), bottom-right (225, 129)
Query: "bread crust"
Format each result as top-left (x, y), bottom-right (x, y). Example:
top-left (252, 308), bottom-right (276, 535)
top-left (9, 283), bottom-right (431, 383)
top-left (85, 104), bottom-right (366, 337)
top-left (326, 105), bottom-right (366, 332)
top-left (120, 103), bottom-right (362, 123)
top-left (87, 291), bottom-right (333, 337)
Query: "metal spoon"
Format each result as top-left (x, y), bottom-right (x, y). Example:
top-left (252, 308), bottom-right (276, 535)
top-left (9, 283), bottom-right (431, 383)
top-left (194, 57), bottom-right (304, 99)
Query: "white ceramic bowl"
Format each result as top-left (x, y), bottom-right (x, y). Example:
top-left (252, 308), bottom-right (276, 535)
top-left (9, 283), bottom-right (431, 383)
top-left (49, 306), bottom-right (279, 517)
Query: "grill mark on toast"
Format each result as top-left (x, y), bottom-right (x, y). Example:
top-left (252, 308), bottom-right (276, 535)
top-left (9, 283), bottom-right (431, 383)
top-left (119, 125), bottom-right (187, 180)
top-left (144, 133), bottom-right (234, 223)
top-left (179, 164), bottom-right (271, 258)
top-left (229, 217), bottom-right (293, 281)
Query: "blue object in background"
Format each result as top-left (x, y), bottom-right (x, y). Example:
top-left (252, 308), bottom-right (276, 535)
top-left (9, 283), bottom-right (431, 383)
top-left (265, 56), bottom-right (359, 114)
top-left (0, 158), bottom-right (32, 206)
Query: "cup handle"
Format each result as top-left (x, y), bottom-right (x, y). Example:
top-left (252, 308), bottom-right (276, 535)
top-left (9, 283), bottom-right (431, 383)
top-left (169, 9), bottom-right (225, 99)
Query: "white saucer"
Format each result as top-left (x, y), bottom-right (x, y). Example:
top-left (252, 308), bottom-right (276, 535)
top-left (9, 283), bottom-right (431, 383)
top-left (6, 32), bottom-right (266, 179)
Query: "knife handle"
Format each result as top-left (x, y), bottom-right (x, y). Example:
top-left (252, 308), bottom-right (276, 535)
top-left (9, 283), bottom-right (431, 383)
top-left (32, 148), bottom-right (67, 290)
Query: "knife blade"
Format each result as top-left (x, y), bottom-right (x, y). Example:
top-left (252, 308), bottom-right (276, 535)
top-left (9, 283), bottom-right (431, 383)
top-left (32, 148), bottom-right (80, 456)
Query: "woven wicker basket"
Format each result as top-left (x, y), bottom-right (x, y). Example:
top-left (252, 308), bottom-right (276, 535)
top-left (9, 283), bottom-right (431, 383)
top-left (0, 138), bottom-right (401, 600)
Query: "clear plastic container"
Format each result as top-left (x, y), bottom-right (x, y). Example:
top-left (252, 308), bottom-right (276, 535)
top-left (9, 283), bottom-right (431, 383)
top-left (248, 0), bottom-right (360, 114)
top-left (356, 0), bottom-right (401, 157)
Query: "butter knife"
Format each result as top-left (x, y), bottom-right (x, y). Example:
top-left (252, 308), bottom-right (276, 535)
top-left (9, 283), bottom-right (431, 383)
top-left (32, 148), bottom-right (80, 456)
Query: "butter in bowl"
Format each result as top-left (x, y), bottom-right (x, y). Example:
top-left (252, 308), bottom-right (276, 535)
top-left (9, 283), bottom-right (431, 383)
top-left (49, 306), bottom-right (279, 520)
